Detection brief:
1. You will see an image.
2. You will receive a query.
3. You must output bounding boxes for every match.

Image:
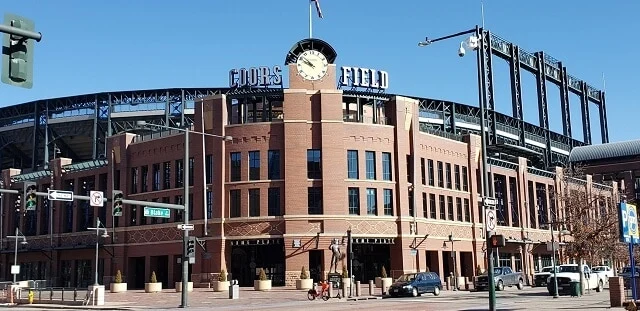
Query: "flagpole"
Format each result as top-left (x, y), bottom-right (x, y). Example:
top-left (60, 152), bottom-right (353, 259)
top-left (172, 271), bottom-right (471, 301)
top-left (309, 0), bottom-right (313, 38)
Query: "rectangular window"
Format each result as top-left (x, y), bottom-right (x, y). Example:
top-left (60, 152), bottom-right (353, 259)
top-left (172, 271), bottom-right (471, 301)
top-left (439, 195), bottom-right (446, 220)
top-left (230, 189), bottom-right (241, 217)
top-left (175, 159), bottom-right (184, 188)
top-left (408, 190), bottom-right (414, 217)
top-left (422, 193), bottom-right (428, 218)
top-left (152, 164), bottom-right (160, 191)
top-left (141, 166), bottom-right (148, 192)
top-left (348, 187), bottom-right (360, 215)
top-left (430, 194), bottom-right (437, 219)
top-left (249, 151), bottom-right (260, 180)
top-left (308, 187), bottom-right (323, 214)
top-left (205, 155), bottom-right (213, 184)
top-left (365, 151), bottom-right (376, 180)
top-left (163, 161), bottom-right (171, 189)
top-left (189, 157), bottom-right (195, 186)
top-left (175, 196), bottom-right (184, 222)
top-left (249, 188), bottom-right (260, 217)
top-left (454, 164), bottom-right (461, 191)
top-left (130, 167), bottom-right (138, 194)
top-left (528, 181), bottom-right (537, 229)
top-left (464, 198), bottom-right (470, 222)
top-left (456, 197), bottom-right (463, 222)
top-left (307, 149), bottom-right (322, 179)
top-left (495, 175), bottom-right (508, 226)
top-left (447, 196), bottom-right (454, 220)
top-left (427, 159), bottom-right (435, 186)
top-left (445, 163), bottom-right (452, 189)
top-left (347, 150), bottom-right (359, 179)
top-left (509, 177), bottom-right (520, 227)
top-left (420, 158), bottom-right (426, 185)
top-left (268, 188), bottom-right (281, 216)
top-left (366, 188), bottom-right (377, 215)
top-left (437, 161), bottom-right (444, 187)
top-left (383, 189), bottom-right (393, 216)
top-left (268, 150), bottom-right (281, 179)
top-left (230, 152), bottom-right (242, 181)
top-left (406, 155), bottom-right (412, 183)
top-left (462, 166), bottom-right (469, 191)
top-left (382, 152), bottom-right (392, 181)
top-left (206, 190), bottom-right (212, 219)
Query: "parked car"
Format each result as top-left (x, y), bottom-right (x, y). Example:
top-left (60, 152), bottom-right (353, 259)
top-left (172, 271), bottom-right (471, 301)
top-left (534, 266), bottom-right (559, 287)
top-left (592, 266), bottom-right (614, 283)
top-left (475, 266), bottom-right (525, 291)
top-left (619, 266), bottom-right (640, 288)
top-left (388, 272), bottom-right (442, 297)
top-left (547, 264), bottom-right (604, 295)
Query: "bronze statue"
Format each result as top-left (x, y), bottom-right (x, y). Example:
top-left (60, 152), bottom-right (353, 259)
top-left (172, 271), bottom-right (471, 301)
top-left (328, 238), bottom-right (343, 273)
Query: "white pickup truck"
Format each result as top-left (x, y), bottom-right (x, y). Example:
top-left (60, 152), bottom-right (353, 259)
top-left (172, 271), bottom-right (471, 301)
top-left (546, 264), bottom-right (604, 295)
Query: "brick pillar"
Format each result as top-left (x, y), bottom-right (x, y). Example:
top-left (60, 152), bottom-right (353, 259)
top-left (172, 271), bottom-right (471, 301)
top-left (609, 276), bottom-right (624, 307)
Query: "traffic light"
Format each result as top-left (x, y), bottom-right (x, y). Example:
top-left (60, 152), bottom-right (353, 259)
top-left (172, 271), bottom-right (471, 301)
top-left (112, 190), bottom-right (123, 217)
top-left (489, 234), bottom-right (506, 248)
top-left (23, 182), bottom-right (37, 211)
top-left (1, 14), bottom-right (35, 89)
top-left (187, 237), bottom-right (196, 258)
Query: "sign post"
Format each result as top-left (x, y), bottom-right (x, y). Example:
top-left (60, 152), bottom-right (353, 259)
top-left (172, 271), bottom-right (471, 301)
top-left (620, 201), bottom-right (639, 301)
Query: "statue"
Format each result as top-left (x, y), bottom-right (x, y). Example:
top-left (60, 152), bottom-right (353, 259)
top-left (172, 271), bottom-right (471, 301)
top-left (328, 238), bottom-right (343, 273)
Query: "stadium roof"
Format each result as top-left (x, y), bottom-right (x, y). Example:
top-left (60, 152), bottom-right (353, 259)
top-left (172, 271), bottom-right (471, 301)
top-left (568, 139), bottom-right (640, 163)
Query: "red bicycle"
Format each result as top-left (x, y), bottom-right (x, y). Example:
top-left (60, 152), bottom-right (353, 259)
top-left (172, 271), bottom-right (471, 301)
top-left (307, 282), bottom-right (330, 301)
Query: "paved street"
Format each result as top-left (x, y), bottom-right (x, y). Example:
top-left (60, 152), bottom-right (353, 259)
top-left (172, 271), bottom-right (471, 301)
top-left (2, 286), bottom-right (617, 310)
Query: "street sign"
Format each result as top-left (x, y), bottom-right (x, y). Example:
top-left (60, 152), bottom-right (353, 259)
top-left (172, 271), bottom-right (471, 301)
top-left (409, 249), bottom-right (417, 256)
top-left (485, 209), bottom-right (497, 232)
top-left (89, 191), bottom-right (104, 207)
top-left (629, 204), bottom-right (639, 244)
top-left (48, 189), bottom-right (73, 202)
top-left (177, 224), bottom-right (195, 231)
top-left (10, 265), bottom-right (19, 275)
top-left (144, 206), bottom-right (170, 218)
top-left (483, 197), bottom-right (497, 207)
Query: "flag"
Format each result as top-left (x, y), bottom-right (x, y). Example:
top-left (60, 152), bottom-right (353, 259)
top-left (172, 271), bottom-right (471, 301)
top-left (311, 0), bottom-right (323, 18)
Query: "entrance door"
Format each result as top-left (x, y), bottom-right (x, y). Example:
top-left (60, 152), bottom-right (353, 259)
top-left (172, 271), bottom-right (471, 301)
top-left (231, 248), bottom-right (250, 286)
top-left (309, 250), bottom-right (323, 282)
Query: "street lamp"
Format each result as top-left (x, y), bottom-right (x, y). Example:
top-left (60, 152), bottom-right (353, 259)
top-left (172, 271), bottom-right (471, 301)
top-left (442, 233), bottom-right (460, 291)
top-left (136, 120), bottom-right (232, 308)
top-left (7, 227), bottom-right (28, 284)
top-left (87, 218), bottom-right (109, 286)
top-left (546, 220), bottom-right (570, 298)
top-left (419, 25), bottom-right (496, 310)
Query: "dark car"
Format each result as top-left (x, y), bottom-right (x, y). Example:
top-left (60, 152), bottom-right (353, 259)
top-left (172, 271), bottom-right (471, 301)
top-left (388, 272), bottom-right (442, 297)
top-left (619, 266), bottom-right (640, 289)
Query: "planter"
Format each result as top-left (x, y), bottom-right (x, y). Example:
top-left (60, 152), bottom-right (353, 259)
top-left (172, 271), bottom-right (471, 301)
top-left (296, 278), bottom-right (313, 290)
top-left (110, 282), bottom-right (127, 293)
top-left (175, 282), bottom-right (194, 292)
top-left (380, 277), bottom-right (393, 293)
top-left (144, 282), bottom-right (162, 293)
top-left (375, 277), bottom-right (382, 288)
top-left (213, 280), bottom-right (230, 292)
top-left (342, 278), bottom-right (352, 288)
top-left (254, 280), bottom-right (272, 291)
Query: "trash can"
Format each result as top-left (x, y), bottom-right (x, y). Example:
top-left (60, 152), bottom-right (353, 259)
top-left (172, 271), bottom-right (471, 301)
top-left (570, 281), bottom-right (581, 297)
top-left (229, 280), bottom-right (239, 299)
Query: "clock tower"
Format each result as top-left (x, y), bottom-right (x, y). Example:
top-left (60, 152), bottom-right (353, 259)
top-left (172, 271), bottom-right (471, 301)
top-left (284, 38), bottom-right (338, 91)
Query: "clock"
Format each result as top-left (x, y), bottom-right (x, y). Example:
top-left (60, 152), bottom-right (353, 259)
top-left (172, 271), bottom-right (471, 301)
top-left (295, 49), bottom-right (329, 81)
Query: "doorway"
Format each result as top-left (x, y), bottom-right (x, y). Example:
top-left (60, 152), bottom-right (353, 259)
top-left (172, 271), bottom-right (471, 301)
top-left (128, 257), bottom-right (145, 289)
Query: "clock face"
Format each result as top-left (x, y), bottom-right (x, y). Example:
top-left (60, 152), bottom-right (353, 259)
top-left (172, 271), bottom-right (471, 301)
top-left (295, 50), bottom-right (329, 81)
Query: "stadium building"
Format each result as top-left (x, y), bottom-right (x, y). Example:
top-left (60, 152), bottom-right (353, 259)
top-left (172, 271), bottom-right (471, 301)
top-left (0, 36), bottom-right (614, 289)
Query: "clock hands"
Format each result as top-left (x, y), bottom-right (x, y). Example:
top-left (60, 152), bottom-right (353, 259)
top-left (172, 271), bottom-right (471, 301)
top-left (300, 56), bottom-right (315, 68)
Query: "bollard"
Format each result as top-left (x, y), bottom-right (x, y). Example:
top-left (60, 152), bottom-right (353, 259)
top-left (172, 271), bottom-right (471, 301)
top-left (341, 283), bottom-right (347, 298)
top-left (228, 280), bottom-right (239, 299)
top-left (328, 282), bottom-right (334, 297)
top-left (61, 288), bottom-right (64, 302)
top-left (369, 280), bottom-right (375, 296)
top-left (355, 281), bottom-right (361, 296)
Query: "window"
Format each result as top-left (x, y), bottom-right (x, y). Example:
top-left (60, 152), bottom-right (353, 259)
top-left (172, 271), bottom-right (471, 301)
top-left (456, 197), bottom-right (463, 222)
top-left (189, 157), bottom-right (195, 186)
top-left (307, 149), bottom-right (322, 179)
top-left (439, 195), bottom-right (445, 220)
top-left (406, 155), bottom-right (413, 183)
top-left (454, 164), bottom-right (460, 190)
top-left (206, 190), bottom-right (212, 219)
top-left (365, 151), bottom-right (376, 180)
top-left (175, 159), bottom-right (184, 188)
top-left (427, 159), bottom-right (435, 186)
top-left (249, 189), bottom-right (260, 217)
top-left (308, 187), bottom-right (323, 214)
top-left (230, 189), bottom-right (241, 217)
top-left (445, 163), bottom-right (452, 189)
top-left (464, 199), bottom-right (470, 222)
top-left (230, 152), bottom-right (242, 181)
top-left (163, 161), bottom-right (171, 189)
top-left (366, 188), bottom-right (377, 215)
top-left (408, 190), bottom-right (414, 217)
top-left (422, 193), bottom-right (428, 218)
top-left (383, 189), bottom-right (393, 216)
top-left (268, 188), bottom-right (281, 216)
top-left (382, 152), bottom-right (392, 181)
top-left (348, 188), bottom-right (360, 215)
top-left (152, 164), bottom-right (160, 191)
top-left (462, 166), bottom-right (468, 191)
top-left (268, 150), bottom-right (280, 179)
top-left (430, 194), bottom-right (437, 219)
top-left (509, 177), bottom-right (520, 227)
top-left (205, 155), bottom-right (213, 184)
top-left (347, 150), bottom-right (359, 179)
top-left (249, 151), bottom-right (260, 180)
top-left (528, 181), bottom-right (537, 229)
top-left (420, 158), bottom-right (426, 185)
top-left (130, 167), bottom-right (138, 194)
top-left (437, 161), bottom-right (444, 187)
top-left (447, 196), bottom-right (454, 220)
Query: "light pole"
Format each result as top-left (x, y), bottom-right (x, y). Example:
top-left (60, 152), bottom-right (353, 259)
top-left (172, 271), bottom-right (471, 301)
top-left (87, 218), bottom-right (109, 286)
top-left (442, 233), bottom-right (459, 291)
top-left (7, 227), bottom-right (27, 284)
top-left (419, 25), bottom-right (496, 310)
top-left (546, 221), bottom-right (570, 298)
top-left (136, 120), bottom-right (232, 308)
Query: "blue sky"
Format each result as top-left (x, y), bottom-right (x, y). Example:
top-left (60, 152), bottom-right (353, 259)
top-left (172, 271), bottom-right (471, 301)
top-left (2, 0), bottom-right (638, 144)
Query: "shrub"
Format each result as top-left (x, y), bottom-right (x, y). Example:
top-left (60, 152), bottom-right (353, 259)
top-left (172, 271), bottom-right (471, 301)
top-left (381, 266), bottom-right (388, 278)
top-left (341, 265), bottom-right (348, 278)
top-left (258, 268), bottom-right (267, 281)
top-left (425, 266), bottom-right (430, 273)
top-left (114, 270), bottom-right (122, 283)
top-left (300, 266), bottom-right (309, 279)
top-left (219, 268), bottom-right (227, 282)
top-left (150, 271), bottom-right (157, 283)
